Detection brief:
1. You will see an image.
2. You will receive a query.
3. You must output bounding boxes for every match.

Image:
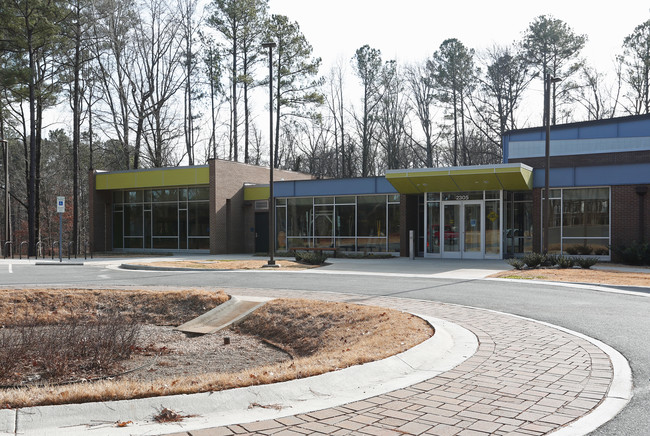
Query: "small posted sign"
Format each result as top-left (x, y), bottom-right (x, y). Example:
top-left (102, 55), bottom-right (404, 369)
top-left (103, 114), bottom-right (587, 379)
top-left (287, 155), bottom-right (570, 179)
top-left (57, 196), bottom-right (65, 213)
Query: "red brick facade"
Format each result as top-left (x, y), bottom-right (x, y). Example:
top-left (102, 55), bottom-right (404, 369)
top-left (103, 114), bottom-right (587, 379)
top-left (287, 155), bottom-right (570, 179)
top-left (611, 185), bottom-right (650, 252)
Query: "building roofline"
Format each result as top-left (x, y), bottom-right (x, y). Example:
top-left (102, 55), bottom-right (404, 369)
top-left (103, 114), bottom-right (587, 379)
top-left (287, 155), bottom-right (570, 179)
top-left (504, 113), bottom-right (650, 136)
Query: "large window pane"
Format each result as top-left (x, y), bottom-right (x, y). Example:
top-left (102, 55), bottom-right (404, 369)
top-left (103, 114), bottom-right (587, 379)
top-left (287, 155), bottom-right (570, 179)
top-left (124, 204), bottom-right (143, 237)
top-left (314, 206), bottom-right (334, 236)
top-left (357, 195), bottom-right (386, 237)
top-left (153, 203), bottom-right (178, 236)
top-left (287, 198), bottom-right (313, 237)
top-left (388, 203), bottom-right (400, 253)
top-left (335, 205), bottom-right (355, 237)
top-left (563, 188), bottom-right (609, 238)
top-left (188, 202), bottom-right (209, 236)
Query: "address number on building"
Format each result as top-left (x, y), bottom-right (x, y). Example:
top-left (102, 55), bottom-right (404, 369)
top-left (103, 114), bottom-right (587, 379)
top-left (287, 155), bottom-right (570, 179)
top-left (455, 195), bottom-right (470, 201)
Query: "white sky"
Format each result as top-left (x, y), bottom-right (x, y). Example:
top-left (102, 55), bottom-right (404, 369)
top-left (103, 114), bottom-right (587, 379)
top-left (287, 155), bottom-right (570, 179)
top-left (268, 0), bottom-right (649, 86)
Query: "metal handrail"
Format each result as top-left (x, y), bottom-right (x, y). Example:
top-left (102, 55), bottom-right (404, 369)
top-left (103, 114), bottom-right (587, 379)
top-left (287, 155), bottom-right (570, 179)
top-left (4, 241), bottom-right (12, 259)
top-left (19, 241), bottom-right (28, 260)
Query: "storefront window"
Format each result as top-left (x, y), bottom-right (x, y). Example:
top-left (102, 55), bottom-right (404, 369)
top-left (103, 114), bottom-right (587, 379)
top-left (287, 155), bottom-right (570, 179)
top-left (112, 186), bottom-right (209, 251)
top-left (279, 194), bottom-right (396, 253)
top-left (153, 203), bottom-right (178, 237)
top-left (357, 195), bottom-right (386, 237)
top-left (287, 198), bottom-right (313, 237)
top-left (188, 202), bottom-right (209, 236)
top-left (335, 205), bottom-right (355, 237)
top-left (542, 187), bottom-right (610, 256)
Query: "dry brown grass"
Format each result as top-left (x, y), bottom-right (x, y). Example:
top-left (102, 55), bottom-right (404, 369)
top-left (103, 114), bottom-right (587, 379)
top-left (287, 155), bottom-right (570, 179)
top-left (133, 259), bottom-right (318, 270)
top-left (490, 267), bottom-right (650, 287)
top-left (0, 293), bottom-right (432, 408)
top-left (0, 288), bottom-right (229, 326)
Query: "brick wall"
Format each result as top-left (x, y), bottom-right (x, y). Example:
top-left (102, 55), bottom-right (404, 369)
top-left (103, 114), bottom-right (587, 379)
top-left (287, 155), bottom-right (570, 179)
top-left (611, 185), bottom-right (650, 254)
top-left (209, 159), bottom-right (311, 254)
top-left (88, 170), bottom-right (112, 252)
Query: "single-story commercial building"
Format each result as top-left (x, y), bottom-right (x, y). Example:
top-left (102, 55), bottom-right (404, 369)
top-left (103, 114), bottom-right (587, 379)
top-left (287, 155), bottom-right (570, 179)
top-left (89, 114), bottom-right (650, 260)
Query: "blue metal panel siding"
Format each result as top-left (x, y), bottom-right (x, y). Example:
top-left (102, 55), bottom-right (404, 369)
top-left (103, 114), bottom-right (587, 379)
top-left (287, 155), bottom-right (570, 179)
top-left (619, 118), bottom-right (650, 137)
top-left (551, 128), bottom-right (578, 140)
top-left (275, 177), bottom-right (397, 198)
top-left (509, 131), bottom-right (544, 142)
top-left (576, 163), bottom-right (650, 186)
top-left (577, 123), bottom-right (618, 139)
top-left (533, 163), bottom-right (650, 188)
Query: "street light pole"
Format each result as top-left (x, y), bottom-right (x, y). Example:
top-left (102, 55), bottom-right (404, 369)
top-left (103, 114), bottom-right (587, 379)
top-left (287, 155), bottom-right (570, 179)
top-left (1, 139), bottom-right (9, 257)
top-left (262, 41), bottom-right (277, 267)
top-left (543, 73), bottom-right (561, 255)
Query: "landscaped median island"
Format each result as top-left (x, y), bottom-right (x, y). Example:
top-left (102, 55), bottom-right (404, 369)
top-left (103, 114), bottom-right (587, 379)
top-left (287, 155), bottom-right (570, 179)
top-left (0, 289), bottom-right (432, 408)
top-left (490, 267), bottom-right (650, 287)
top-left (131, 259), bottom-right (321, 270)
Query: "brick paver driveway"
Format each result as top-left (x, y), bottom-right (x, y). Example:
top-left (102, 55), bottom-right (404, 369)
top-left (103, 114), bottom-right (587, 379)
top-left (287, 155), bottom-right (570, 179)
top-left (165, 288), bottom-right (623, 436)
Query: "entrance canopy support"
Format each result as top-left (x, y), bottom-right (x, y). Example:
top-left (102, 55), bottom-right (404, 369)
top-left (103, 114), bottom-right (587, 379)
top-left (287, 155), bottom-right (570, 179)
top-left (385, 163), bottom-right (533, 194)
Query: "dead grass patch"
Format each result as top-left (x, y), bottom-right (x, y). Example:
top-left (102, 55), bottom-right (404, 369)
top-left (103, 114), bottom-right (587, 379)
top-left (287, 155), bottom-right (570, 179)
top-left (0, 294), bottom-right (432, 409)
top-left (133, 259), bottom-right (318, 270)
top-left (490, 268), bottom-right (650, 287)
top-left (0, 288), bottom-right (229, 326)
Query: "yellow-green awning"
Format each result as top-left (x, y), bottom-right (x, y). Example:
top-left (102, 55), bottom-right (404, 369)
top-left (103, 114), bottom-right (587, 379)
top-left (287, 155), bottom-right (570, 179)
top-left (385, 163), bottom-right (533, 194)
top-left (244, 185), bottom-right (270, 201)
top-left (96, 166), bottom-right (209, 190)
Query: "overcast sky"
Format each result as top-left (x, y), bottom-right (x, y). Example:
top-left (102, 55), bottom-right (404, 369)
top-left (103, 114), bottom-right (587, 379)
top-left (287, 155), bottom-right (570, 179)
top-left (268, 0), bottom-right (650, 86)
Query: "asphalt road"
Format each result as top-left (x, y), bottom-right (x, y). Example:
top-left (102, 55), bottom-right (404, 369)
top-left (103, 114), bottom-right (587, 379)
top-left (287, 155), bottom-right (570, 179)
top-left (1, 261), bottom-right (648, 435)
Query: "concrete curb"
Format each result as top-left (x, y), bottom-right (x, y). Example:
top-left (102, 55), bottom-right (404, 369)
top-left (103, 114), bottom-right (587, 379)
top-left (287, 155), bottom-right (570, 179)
top-left (0, 315), bottom-right (477, 436)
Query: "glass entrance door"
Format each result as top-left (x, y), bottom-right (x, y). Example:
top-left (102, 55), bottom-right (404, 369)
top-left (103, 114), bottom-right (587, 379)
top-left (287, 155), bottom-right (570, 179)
top-left (440, 201), bottom-right (483, 258)
top-left (462, 202), bottom-right (483, 258)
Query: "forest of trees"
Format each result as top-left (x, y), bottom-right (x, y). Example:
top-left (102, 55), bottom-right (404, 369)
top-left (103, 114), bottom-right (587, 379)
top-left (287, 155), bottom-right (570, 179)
top-left (1, 0), bottom-right (650, 255)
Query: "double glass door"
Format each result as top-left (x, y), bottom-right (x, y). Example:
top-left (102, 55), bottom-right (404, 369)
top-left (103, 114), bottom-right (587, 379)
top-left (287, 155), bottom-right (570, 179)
top-left (441, 201), bottom-right (483, 258)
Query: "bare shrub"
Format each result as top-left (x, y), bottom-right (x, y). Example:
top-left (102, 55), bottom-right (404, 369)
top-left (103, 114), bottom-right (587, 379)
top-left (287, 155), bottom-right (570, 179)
top-left (0, 314), bottom-right (140, 385)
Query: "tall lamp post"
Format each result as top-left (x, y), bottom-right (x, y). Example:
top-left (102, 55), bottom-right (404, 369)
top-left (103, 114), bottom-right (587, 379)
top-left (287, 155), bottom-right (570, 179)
top-left (543, 73), bottom-right (561, 254)
top-left (1, 139), bottom-right (9, 258)
top-left (262, 41), bottom-right (277, 267)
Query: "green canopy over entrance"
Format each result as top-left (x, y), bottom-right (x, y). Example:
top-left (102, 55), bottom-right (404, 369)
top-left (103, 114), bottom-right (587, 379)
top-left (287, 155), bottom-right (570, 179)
top-left (385, 163), bottom-right (533, 194)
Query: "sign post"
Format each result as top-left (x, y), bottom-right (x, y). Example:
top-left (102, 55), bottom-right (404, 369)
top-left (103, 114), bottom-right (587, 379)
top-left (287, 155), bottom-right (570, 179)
top-left (57, 196), bottom-right (65, 262)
